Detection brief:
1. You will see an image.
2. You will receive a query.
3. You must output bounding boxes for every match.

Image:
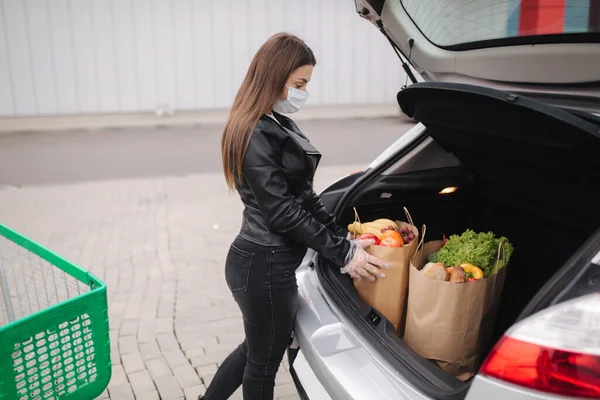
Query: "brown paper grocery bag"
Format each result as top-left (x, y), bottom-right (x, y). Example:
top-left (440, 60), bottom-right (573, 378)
top-left (353, 210), bottom-right (420, 337)
top-left (404, 240), bottom-right (507, 381)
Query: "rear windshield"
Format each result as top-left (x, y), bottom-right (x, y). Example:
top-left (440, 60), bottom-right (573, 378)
top-left (400, 0), bottom-right (600, 48)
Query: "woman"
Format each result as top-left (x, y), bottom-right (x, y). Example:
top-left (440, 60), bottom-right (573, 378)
top-left (201, 33), bottom-right (388, 400)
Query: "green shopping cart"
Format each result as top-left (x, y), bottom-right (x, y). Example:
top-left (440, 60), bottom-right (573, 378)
top-left (0, 224), bottom-right (111, 400)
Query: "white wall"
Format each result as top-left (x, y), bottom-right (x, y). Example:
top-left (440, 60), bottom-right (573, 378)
top-left (0, 0), bottom-right (407, 117)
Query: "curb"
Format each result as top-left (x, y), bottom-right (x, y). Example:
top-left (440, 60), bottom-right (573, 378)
top-left (0, 104), bottom-right (406, 134)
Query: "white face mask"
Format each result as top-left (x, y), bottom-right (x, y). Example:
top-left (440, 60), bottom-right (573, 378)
top-left (273, 86), bottom-right (309, 114)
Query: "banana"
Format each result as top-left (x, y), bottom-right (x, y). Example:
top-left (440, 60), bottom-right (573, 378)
top-left (347, 222), bottom-right (364, 235)
top-left (347, 221), bottom-right (391, 239)
top-left (371, 219), bottom-right (399, 230)
top-left (360, 226), bottom-right (384, 239)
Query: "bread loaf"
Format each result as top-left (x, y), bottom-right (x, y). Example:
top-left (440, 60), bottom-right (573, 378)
top-left (422, 262), bottom-right (448, 281)
top-left (448, 266), bottom-right (466, 283)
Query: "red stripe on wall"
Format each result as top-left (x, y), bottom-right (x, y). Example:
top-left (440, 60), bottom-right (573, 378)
top-left (519, 0), bottom-right (540, 35)
top-left (519, 0), bottom-right (566, 36)
top-left (537, 0), bottom-right (566, 34)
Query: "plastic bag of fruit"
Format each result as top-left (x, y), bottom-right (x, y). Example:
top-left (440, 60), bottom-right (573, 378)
top-left (348, 207), bottom-right (420, 337)
top-left (404, 230), bottom-right (511, 381)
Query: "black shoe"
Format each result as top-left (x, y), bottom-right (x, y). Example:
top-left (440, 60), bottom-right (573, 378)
top-left (198, 396), bottom-right (204, 400)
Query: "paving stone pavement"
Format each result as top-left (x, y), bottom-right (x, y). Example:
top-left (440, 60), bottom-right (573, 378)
top-left (0, 165), bottom-right (360, 400)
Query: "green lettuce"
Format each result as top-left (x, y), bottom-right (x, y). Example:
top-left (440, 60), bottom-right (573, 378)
top-left (437, 230), bottom-right (513, 277)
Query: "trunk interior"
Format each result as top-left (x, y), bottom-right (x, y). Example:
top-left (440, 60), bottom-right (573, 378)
top-left (347, 179), bottom-right (591, 342)
top-left (341, 183), bottom-right (592, 345)
top-left (317, 82), bottom-right (600, 398)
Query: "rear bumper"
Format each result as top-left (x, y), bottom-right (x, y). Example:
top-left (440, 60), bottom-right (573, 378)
top-left (467, 376), bottom-right (560, 400)
top-left (292, 252), bottom-right (429, 400)
top-left (288, 346), bottom-right (325, 400)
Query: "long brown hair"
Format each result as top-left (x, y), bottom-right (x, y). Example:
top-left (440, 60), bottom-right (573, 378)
top-left (221, 33), bottom-right (316, 190)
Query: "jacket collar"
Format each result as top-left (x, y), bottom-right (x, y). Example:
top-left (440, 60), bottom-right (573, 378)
top-left (264, 111), bottom-right (304, 135)
top-left (261, 112), bottom-right (321, 157)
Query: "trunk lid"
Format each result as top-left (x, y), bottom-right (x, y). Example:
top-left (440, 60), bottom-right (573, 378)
top-left (355, 0), bottom-right (600, 113)
top-left (396, 81), bottom-right (600, 232)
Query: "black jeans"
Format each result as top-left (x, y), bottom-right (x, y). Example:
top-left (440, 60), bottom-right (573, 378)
top-left (204, 236), bottom-right (307, 400)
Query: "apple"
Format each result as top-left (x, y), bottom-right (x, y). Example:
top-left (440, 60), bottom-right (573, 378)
top-left (357, 233), bottom-right (381, 245)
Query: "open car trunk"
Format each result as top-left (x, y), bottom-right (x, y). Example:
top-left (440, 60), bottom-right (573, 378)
top-left (317, 82), bottom-right (600, 399)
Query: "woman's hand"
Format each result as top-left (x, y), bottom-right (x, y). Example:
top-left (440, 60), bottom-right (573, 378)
top-left (342, 239), bottom-right (389, 281)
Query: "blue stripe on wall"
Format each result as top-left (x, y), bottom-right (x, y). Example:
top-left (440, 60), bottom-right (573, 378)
top-left (564, 0), bottom-right (590, 33)
top-left (506, 0), bottom-right (521, 37)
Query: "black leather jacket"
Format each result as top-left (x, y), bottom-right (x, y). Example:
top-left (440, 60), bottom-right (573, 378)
top-left (235, 112), bottom-right (351, 266)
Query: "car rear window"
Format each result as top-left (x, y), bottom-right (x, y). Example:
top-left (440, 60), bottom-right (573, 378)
top-left (400, 0), bottom-right (600, 48)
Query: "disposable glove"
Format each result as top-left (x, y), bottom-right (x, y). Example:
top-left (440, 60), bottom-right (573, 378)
top-left (341, 239), bottom-right (389, 281)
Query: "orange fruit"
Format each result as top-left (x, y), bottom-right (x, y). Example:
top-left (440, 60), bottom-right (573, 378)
top-left (380, 238), bottom-right (403, 247)
top-left (380, 230), bottom-right (404, 247)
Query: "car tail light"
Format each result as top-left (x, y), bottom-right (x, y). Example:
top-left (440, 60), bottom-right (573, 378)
top-left (480, 293), bottom-right (600, 398)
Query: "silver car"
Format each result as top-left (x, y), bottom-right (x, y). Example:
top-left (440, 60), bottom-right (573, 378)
top-left (288, 1), bottom-right (600, 399)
